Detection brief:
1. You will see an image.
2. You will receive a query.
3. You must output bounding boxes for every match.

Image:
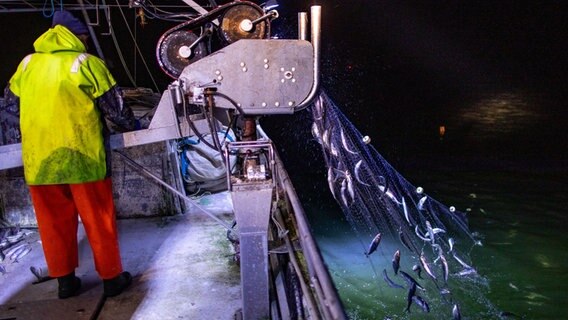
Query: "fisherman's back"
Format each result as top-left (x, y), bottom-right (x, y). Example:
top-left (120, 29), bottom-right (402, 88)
top-left (10, 25), bottom-right (117, 185)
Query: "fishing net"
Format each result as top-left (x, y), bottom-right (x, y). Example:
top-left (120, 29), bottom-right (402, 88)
top-left (310, 90), bottom-right (495, 318)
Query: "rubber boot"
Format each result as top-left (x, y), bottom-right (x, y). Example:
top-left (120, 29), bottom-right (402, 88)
top-left (103, 271), bottom-right (132, 297)
top-left (57, 272), bottom-right (81, 299)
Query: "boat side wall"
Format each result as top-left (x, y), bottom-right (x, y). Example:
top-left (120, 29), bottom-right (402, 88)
top-left (0, 142), bottom-right (180, 226)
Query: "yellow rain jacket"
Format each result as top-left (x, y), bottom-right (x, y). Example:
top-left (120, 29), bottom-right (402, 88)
top-left (9, 25), bottom-right (116, 185)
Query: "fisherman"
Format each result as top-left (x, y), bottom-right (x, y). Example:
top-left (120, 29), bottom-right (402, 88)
top-left (0, 10), bottom-right (136, 299)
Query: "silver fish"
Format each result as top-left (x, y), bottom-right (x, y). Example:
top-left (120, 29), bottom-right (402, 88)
top-left (6, 231), bottom-right (24, 243)
top-left (457, 267), bottom-right (477, 277)
top-left (340, 129), bottom-right (358, 155)
top-left (13, 245), bottom-right (31, 262)
top-left (452, 252), bottom-right (473, 270)
top-left (452, 304), bottom-right (461, 320)
top-left (432, 243), bottom-right (444, 262)
top-left (402, 197), bottom-right (410, 224)
top-left (382, 269), bottom-right (404, 289)
top-left (345, 170), bottom-right (355, 201)
top-left (330, 141), bottom-right (339, 157)
top-left (334, 168), bottom-right (354, 201)
top-left (448, 238), bottom-right (455, 253)
top-left (420, 252), bottom-right (437, 280)
top-left (313, 94), bottom-right (325, 120)
top-left (417, 196), bottom-right (427, 211)
top-left (340, 179), bottom-right (351, 208)
top-left (392, 250), bottom-right (400, 275)
top-left (440, 288), bottom-right (451, 295)
top-left (354, 160), bottom-right (370, 186)
top-left (399, 270), bottom-right (425, 291)
top-left (0, 239), bottom-right (11, 250)
top-left (440, 254), bottom-right (449, 283)
top-left (1, 233), bottom-right (24, 249)
top-left (9, 247), bottom-right (25, 261)
top-left (365, 232), bottom-right (382, 257)
top-left (412, 264), bottom-right (423, 279)
top-left (311, 122), bottom-right (322, 144)
top-left (327, 167), bottom-right (337, 200)
top-left (412, 295), bottom-right (430, 313)
top-left (322, 129), bottom-right (331, 150)
top-left (405, 282), bottom-right (417, 312)
top-left (378, 185), bottom-right (402, 206)
top-left (5, 243), bottom-right (27, 257)
top-left (415, 225), bottom-right (431, 242)
top-left (425, 221), bottom-right (435, 243)
top-left (30, 266), bottom-right (54, 284)
top-left (429, 227), bottom-right (446, 237)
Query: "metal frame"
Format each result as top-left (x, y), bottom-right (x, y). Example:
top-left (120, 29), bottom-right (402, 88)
top-left (0, 4), bottom-right (346, 319)
top-left (224, 140), bottom-right (275, 319)
top-left (0, 1), bottom-right (192, 13)
top-left (0, 4), bottom-right (322, 168)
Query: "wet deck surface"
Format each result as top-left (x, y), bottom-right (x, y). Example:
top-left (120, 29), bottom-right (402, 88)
top-left (0, 193), bottom-right (241, 320)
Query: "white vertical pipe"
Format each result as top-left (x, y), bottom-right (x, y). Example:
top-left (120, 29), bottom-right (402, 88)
top-left (295, 5), bottom-right (321, 110)
top-left (298, 11), bottom-right (308, 40)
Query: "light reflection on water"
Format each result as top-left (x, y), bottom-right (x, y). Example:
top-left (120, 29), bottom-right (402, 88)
top-left (306, 170), bottom-right (567, 319)
top-left (450, 92), bottom-right (547, 140)
top-left (461, 92), bottom-right (537, 125)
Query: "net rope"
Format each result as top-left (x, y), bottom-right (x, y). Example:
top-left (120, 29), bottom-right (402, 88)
top-left (310, 90), bottom-right (494, 317)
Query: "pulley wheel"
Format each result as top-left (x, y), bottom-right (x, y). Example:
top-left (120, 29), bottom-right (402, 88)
top-left (157, 30), bottom-right (208, 78)
top-left (220, 4), bottom-right (269, 44)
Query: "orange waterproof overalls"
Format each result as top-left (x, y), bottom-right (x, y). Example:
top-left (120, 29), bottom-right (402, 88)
top-left (9, 25), bottom-right (127, 279)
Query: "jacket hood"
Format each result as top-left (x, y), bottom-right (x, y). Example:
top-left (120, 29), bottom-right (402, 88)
top-left (33, 25), bottom-right (86, 54)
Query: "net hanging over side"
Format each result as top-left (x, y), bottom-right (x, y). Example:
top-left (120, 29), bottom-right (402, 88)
top-left (311, 90), bottom-right (487, 316)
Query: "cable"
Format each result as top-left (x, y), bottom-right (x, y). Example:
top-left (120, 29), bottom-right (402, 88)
top-left (180, 88), bottom-right (216, 150)
top-left (210, 92), bottom-right (247, 116)
top-left (114, 0), bottom-right (160, 92)
top-left (203, 108), bottom-right (225, 161)
top-left (41, 0), bottom-right (59, 18)
top-left (115, 150), bottom-right (232, 230)
top-left (103, 1), bottom-right (136, 87)
top-left (222, 111), bottom-right (237, 144)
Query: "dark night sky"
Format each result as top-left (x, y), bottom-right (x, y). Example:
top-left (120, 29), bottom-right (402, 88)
top-left (276, 1), bottom-right (568, 171)
top-left (309, 1), bottom-right (568, 112)
top-left (2, 1), bottom-right (567, 93)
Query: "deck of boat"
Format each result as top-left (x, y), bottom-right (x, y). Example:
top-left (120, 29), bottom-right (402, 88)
top-left (0, 192), bottom-right (241, 320)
